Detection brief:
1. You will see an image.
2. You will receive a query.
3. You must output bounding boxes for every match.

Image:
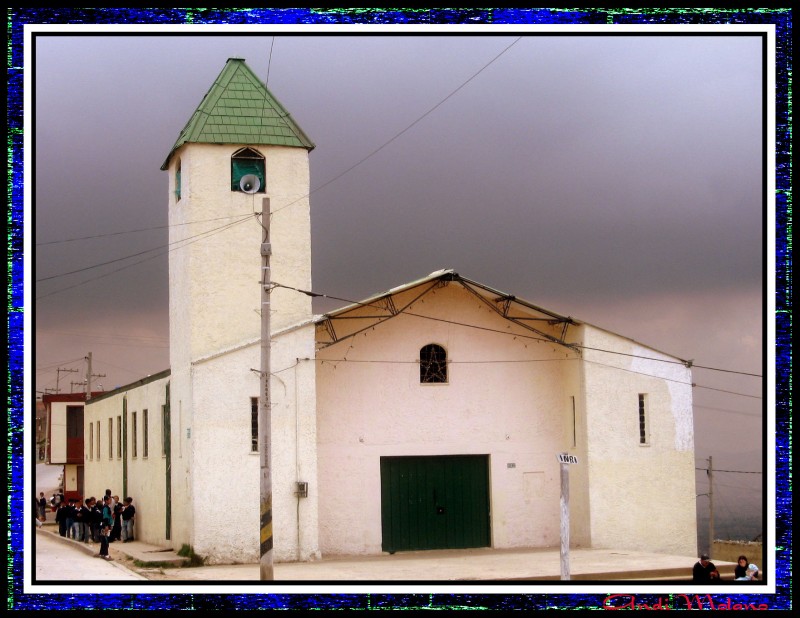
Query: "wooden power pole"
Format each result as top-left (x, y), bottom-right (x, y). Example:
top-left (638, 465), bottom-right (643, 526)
top-left (259, 198), bottom-right (274, 580)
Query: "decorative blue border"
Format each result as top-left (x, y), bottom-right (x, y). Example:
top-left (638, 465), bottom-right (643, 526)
top-left (8, 7), bottom-right (791, 611)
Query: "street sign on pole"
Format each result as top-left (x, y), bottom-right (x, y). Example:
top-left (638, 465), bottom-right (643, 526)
top-left (557, 452), bottom-right (578, 580)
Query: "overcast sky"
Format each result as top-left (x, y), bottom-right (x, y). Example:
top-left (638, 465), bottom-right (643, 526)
top-left (31, 27), bottom-right (767, 538)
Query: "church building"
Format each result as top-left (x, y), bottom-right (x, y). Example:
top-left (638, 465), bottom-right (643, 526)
top-left (83, 58), bottom-right (698, 565)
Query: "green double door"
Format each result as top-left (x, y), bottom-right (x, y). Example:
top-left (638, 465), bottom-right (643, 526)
top-left (380, 455), bottom-right (490, 553)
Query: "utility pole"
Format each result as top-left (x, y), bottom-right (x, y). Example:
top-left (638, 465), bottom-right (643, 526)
top-left (84, 352), bottom-right (106, 400)
top-left (86, 352), bottom-right (93, 399)
top-left (56, 367), bottom-right (78, 393)
top-left (259, 198), bottom-right (274, 581)
top-left (557, 452), bottom-right (578, 580)
top-left (708, 456), bottom-right (714, 555)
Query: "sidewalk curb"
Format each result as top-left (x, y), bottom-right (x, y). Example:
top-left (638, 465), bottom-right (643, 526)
top-left (36, 527), bottom-right (149, 580)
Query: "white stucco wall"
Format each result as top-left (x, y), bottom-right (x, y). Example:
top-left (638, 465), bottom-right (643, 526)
top-left (47, 402), bottom-right (69, 463)
top-left (188, 325), bottom-right (319, 565)
top-left (579, 325), bottom-right (697, 556)
top-left (167, 143), bottom-right (312, 367)
top-left (83, 373), bottom-right (171, 547)
top-left (315, 283), bottom-right (580, 556)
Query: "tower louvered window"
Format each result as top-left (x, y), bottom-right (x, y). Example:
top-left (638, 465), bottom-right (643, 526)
top-left (231, 148), bottom-right (265, 192)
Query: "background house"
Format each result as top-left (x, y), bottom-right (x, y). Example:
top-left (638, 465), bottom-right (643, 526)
top-left (42, 391), bottom-right (104, 502)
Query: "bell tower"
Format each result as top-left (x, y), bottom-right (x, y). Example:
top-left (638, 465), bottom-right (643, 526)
top-left (161, 57), bottom-right (315, 367)
top-left (159, 58), bottom-right (320, 563)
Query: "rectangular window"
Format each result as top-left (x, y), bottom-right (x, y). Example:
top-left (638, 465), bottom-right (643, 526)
top-left (251, 397), bottom-right (259, 452)
top-left (108, 418), bottom-right (113, 459)
top-left (66, 405), bottom-right (83, 438)
top-left (178, 401), bottom-right (183, 458)
top-left (161, 405), bottom-right (167, 456)
top-left (638, 394), bottom-right (648, 445)
top-left (143, 409), bottom-right (149, 458)
top-left (117, 415), bottom-right (122, 458)
top-left (89, 422), bottom-right (93, 460)
top-left (570, 396), bottom-right (577, 448)
top-left (97, 421), bottom-right (101, 459)
top-left (132, 411), bottom-right (138, 458)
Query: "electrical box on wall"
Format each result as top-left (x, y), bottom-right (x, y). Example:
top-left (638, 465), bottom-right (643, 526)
top-left (295, 481), bottom-right (308, 498)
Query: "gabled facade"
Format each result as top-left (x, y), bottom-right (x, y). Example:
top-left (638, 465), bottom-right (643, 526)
top-left (314, 270), bottom-right (696, 557)
top-left (83, 58), bottom-right (698, 566)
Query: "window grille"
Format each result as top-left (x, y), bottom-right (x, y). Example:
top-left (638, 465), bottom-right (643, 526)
top-left (420, 344), bottom-right (448, 383)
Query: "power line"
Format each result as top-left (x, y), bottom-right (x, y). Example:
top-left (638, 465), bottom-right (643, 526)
top-left (695, 467), bottom-right (762, 475)
top-left (37, 214), bottom-right (254, 283)
top-left (694, 384), bottom-right (762, 400)
top-left (34, 357), bottom-right (85, 373)
top-left (36, 215), bottom-right (255, 300)
top-left (35, 214), bottom-right (251, 246)
top-left (271, 36), bottom-right (523, 217)
top-left (693, 404), bottom-right (761, 418)
top-left (577, 344), bottom-right (761, 378)
top-left (38, 328), bottom-right (168, 344)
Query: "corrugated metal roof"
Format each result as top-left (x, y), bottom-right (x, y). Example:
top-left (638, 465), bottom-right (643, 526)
top-left (160, 58), bottom-right (314, 170)
top-left (316, 269), bottom-right (574, 323)
top-left (313, 269), bottom-right (690, 363)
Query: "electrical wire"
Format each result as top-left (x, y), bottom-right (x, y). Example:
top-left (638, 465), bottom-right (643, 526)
top-left (270, 36), bottom-right (523, 217)
top-left (37, 214), bottom-right (254, 283)
top-left (36, 215), bottom-right (255, 300)
top-left (35, 214), bottom-right (252, 246)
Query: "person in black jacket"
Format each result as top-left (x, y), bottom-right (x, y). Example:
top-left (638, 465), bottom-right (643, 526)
top-left (72, 498), bottom-right (85, 541)
top-left (109, 496), bottom-right (123, 542)
top-left (54, 501), bottom-right (69, 537)
top-left (88, 497), bottom-right (102, 542)
top-left (692, 553), bottom-right (720, 582)
top-left (121, 497), bottom-right (136, 542)
top-left (37, 492), bottom-right (47, 521)
top-left (64, 498), bottom-right (77, 539)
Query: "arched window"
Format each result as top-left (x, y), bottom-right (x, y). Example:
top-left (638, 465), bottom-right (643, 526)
top-left (420, 344), bottom-right (448, 384)
top-left (231, 147), bottom-right (265, 193)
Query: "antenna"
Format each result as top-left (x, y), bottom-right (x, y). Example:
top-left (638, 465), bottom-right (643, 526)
top-left (240, 174), bottom-right (261, 194)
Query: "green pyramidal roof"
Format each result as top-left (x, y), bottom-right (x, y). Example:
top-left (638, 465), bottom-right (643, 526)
top-left (161, 57), bottom-right (314, 170)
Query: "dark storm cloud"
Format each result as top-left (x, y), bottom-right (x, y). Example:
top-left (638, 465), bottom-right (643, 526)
top-left (33, 31), bottom-right (764, 423)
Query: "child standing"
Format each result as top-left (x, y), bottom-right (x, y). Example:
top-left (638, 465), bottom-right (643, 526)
top-left (97, 495), bottom-right (113, 560)
top-left (121, 497), bottom-right (136, 542)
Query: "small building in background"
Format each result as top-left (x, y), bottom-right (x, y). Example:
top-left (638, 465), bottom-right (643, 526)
top-left (35, 399), bottom-right (47, 462)
top-left (42, 392), bottom-right (103, 501)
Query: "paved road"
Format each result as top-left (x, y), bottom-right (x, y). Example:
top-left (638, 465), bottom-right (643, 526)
top-left (34, 528), bottom-right (147, 582)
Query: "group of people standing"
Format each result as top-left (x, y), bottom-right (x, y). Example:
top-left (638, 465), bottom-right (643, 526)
top-left (37, 489), bottom-right (135, 560)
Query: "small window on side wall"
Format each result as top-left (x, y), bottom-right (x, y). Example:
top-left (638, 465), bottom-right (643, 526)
top-left (638, 393), bottom-right (649, 445)
top-left (231, 148), bottom-right (265, 193)
top-left (175, 160), bottom-right (181, 201)
top-left (420, 344), bottom-right (448, 384)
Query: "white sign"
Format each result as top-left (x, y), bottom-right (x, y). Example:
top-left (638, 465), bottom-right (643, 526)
top-left (557, 453), bottom-right (579, 465)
